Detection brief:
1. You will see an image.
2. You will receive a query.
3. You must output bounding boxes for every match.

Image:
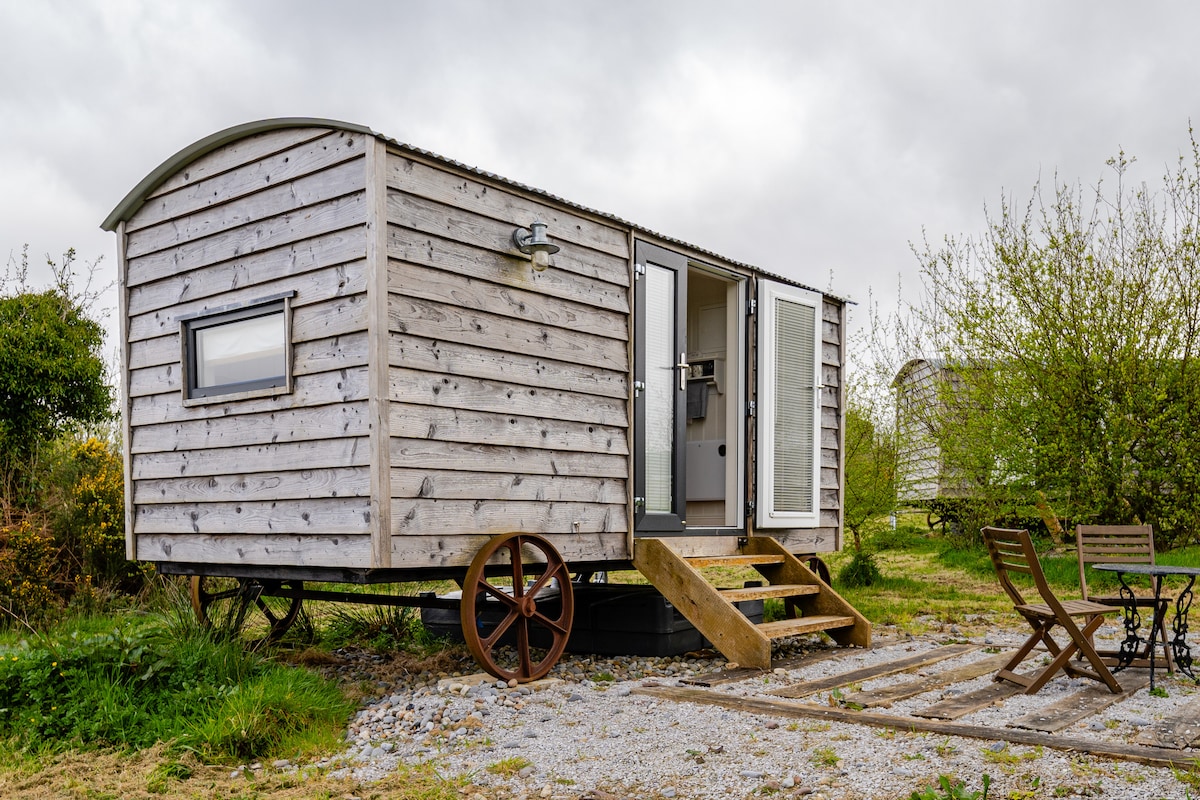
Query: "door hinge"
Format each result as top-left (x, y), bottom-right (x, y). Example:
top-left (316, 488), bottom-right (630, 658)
top-left (634, 263), bottom-right (646, 280)
top-left (634, 496), bottom-right (646, 509)
top-left (633, 380), bottom-right (646, 396)
top-left (747, 400), bottom-right (756, 417)
top-left (745, 500), bottom-right (755, 517)
top-left (747, 298), bottom-right (757, 315)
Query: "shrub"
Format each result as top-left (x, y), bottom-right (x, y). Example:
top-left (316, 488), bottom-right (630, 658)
top-left (0, 513), bottom-right (63, 626)
top-left (837, 550), bottom-right (883, 588)
top-left (50, 436), bottom-right (139, 593)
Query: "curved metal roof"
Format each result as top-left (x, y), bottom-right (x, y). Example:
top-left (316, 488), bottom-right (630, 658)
top-left (101, 116), bottom-right (841, 301)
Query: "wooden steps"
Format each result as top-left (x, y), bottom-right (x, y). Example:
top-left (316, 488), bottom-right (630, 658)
top-left (756, 615), bottom-right (857, 637)
top-left (719, 583), bottom-right (820, 602)
top-left (633, 536), bottom-right (871, 669)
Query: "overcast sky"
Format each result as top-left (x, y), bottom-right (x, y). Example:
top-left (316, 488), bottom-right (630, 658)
top-left (3, 0), bottom-right (1198, 354)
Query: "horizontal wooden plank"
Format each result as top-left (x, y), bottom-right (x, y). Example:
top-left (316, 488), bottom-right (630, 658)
top-left (135, 532), bottom-right (372, 568)
top-left (1010, 672), bottom-right (1151, 733)
top-left (389, 469), bottom-right (625, 504)
top-left (1135, 697), bottom-right (1200, 748)
top-left (127, 227), bottom-right (367, 319)
top-left (389, 367), bottom-right (628, 428)
top-left (387, 153), bottom-right (630, 262)
top-left (390, 334), bottom-right (627, 400)
top-left (719, 584), bottom-right (821, 602)
top-left (387, 225), bottom-right (628, 315)
top-left (127, 158), bottom-right (367, 259)
top-left (129, 366), bottom-right (371, 427)
top-left (132, 437), bottom-right (370, 480)
top-left (631, 686), bottom-right (1196, 770)
top-left (389, 499), bottom-right (625, 536)
top-left (389, 296), bottom-right (627, 373)
top-left (133, 466), bottom-right (372, 504)
top-left (145, 127), bottom-right (335, 200)
top-left (126, 192), bottom-right (365, 288)
top-left (389, 259), bottom-right (627, 341)
top-left (758, 529), bottom-right (838, 554)
top-left (388, 190), bottom-right (629, 288)
top-left (391, 437), bottom-right (628, 479)
top-left (769, 644), bottom-right (981, 700)
top-left (386, 531), bottom-right (630, 570)
top-left (128, 257), bottom-right (368, 342)
top-left (388, 403), bottom-right (628, 455)
top-left (843, 650), bottom-right (1013, 709)
top-left (757, 616), bottom-right (855, 638)
top-left (687, 554), bottom-right (784, 568)
top-left (131, 402), bottom-right (370, 454)
top-left (130, 131), bottom-right (366, 232)
top-left (134, 497), bottom-right (373, 535)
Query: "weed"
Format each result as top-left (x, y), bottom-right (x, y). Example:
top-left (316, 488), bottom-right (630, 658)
top-left (935, 739), bottom-right (958, 757)
top-left (982, 744), bottom-right (1042, 767)
top-left (810, 746), bottom-right (839, 767)
top-left (487, 756), bottom-right (532, 777)
top-left (910, 773), bottom-right (991, 800)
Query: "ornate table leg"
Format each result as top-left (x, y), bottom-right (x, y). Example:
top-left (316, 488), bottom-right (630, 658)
top-left (1112, 572), bottom-right (1143, 675)
top-left (1170, 575), bottom-right (1197, 681)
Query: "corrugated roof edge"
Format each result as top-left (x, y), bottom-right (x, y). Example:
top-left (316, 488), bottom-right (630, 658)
top-left (101, 117), bottom-right (846, 303)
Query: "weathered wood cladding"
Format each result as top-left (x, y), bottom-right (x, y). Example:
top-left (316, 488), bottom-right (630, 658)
top-left (121, 125), bottom-right (375, 567)
top-left (382, 147), bottom-right (632, 547)
top-left (111, 120), bottom-right (848, 574)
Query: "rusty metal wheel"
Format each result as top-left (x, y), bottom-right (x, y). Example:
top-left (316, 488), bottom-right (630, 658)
top-left (806, 556), bottom-right (832, 585)
top-left (190, 576), bottom-right (303, 645)
top-left (460, 532), bottom-right (574, 683)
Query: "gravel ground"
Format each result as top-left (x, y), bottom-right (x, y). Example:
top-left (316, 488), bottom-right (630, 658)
top-left (296, 621), bottom-right (1198, 799)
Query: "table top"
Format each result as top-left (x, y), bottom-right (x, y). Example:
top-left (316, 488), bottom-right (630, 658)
top-left (1091, 562), bottom-right (1200, 578)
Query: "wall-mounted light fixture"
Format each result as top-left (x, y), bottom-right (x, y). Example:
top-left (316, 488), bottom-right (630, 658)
top-left (512, 220), bottom-right (560, 272)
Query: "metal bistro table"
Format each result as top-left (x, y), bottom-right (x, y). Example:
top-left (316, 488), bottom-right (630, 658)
top-left (1091, 562), bottom-right (1200, 691)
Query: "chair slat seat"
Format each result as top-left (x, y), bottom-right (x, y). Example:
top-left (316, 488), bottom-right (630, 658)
top-left (1015, 598), bottom-right (1121, 618)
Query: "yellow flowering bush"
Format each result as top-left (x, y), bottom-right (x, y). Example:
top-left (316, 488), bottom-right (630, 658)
top-left (0, 514), bottom-right (63, 625)
top-left (65, 438), bottom-right (128, 583)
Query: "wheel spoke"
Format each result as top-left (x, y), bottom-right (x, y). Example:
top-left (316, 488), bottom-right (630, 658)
top-left (479, 607), bottom-right (521, 649)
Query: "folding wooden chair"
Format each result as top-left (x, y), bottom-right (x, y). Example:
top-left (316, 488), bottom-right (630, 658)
top-left (1076, 524), bottom-right (1172, 673)
top-left (982, 526), bottom-right (1123, 694)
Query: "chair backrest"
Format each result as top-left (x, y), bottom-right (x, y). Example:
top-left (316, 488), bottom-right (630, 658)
top-left (982, 526), bottom-right (1059, 610)
top-left (1076, 524), bottom-right (1155, 601)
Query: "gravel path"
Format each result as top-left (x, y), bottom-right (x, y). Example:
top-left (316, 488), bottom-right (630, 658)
top-left (305, 622), bottom-right (1198, 799)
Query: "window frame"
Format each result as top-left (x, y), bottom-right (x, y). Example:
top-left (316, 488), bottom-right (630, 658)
top-left (179, 291), bottom-right (295, 406)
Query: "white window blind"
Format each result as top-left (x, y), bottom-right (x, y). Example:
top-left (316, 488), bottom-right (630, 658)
top-left (757, 281), bottom-right (822, 528)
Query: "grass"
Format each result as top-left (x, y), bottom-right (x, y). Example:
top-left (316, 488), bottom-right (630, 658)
top-left (0, 609), bottom-right (355, 764)
top-left (1, 525), bottom-right (1198, 798)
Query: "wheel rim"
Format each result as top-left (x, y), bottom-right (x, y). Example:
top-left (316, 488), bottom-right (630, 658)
top-left (190, 576), bottom-right (303, 645)
top-left (460, 532), bottom-right (574, 682)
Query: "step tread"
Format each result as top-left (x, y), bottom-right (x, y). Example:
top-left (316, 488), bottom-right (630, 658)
top-left (687, 555), bottom-right (786, 568)
top-left (756, 615), bottom-right (858, 639)
top-left (719, 584), bottom-right (822, 602)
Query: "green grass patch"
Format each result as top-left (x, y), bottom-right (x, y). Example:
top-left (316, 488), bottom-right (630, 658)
top-left (0, 611), bottom-right (354, 764)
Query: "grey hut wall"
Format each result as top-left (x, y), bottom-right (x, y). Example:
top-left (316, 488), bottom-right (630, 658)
top-left (379, 146), bottom-right (631, 569)
top-left (123, 126), bottom-right (378, 568)
top-left (116, 118), bottom-right (842, 572)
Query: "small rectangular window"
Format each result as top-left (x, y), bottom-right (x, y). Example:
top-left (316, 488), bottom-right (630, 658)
top-left (181, 293), bottom-right (293, 403)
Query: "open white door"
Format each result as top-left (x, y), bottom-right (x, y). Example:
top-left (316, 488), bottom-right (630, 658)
top-left (756, 280), bottom-right (822, 529)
